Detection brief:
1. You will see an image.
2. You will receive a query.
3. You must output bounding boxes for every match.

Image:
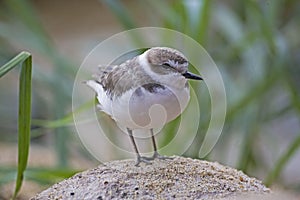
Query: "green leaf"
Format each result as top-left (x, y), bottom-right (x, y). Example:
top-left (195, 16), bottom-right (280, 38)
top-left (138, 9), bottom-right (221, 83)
top-left (264, 134), bottom-right (300, 186)
top-left (25, 168), bottom-right (80, 184)
top-left (31, 99), bottom-right (94, 129)
top-left (100, 0), bottom-right (136, 29)
top-left (0, 51), bottom-right (32, 200)
top-left (226, 68), bottom-right (280, 122)
top-left (195, 0), bottom-right (211, 44)
top-left (14, 54), bottom-right (32, 199)
top-left (0, 167), bottom-right (79, 185)
top-left (0, 51), bottom-right (30, 78)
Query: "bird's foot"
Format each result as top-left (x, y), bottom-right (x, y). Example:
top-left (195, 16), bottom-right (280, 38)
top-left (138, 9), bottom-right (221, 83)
top-left (144, 151), bottom-right (173, 161)
top-left (135, 152), bottom-right (173, 166)
top-left (135, 156), bottom-right (152, 167)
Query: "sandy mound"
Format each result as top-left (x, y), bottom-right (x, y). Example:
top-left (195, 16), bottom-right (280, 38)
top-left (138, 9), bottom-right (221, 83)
top-left (31, 156), bottom-right (270, 199)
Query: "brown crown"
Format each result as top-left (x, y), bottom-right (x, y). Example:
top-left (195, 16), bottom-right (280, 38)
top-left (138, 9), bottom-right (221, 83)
top-left (146, 47), bottom-right (188, 66)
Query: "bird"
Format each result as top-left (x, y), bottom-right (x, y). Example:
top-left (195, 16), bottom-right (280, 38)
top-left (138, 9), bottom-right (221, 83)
top-left (86, 47), bottom-right (202, 166)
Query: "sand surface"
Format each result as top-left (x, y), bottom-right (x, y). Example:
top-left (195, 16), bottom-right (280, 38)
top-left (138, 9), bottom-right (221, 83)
top-left (30, 156), bottom-right (273, 199)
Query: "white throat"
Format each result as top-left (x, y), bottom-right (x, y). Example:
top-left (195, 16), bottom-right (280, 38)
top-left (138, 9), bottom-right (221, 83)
top-left (138, 51), bottom-right (187, 89)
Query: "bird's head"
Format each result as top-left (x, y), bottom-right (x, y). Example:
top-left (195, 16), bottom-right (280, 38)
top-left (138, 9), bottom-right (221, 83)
top-left (140, 47), bottom-right (202, 88)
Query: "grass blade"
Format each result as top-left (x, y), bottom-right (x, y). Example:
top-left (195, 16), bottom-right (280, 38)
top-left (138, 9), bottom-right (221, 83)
top-left (195, 0), bottom-right (211, 44)
top-left (13, 54), bottom-right (32, 199)
top-left (0, 51), bottom-right (32, 199)
top-left (31, 99), bottom-right (94, 129)
top-left (0, 52), bottom-right (30, 78)
top-left (264, 133), bottom-right (300, 186)
top-left (226, 68), bottom-right (280, 122)
top-left (100, 0), bottom-right (136, 29)
top-left (25, 168), bottom-right (80, 184)
top-left (264, 70), bottom-right (300, 186)
top-left (0, 167), bottom-right (79, 185)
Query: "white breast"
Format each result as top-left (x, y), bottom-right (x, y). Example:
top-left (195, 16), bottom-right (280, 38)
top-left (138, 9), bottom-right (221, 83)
top-left (110, 85), bottom-right (190, 130)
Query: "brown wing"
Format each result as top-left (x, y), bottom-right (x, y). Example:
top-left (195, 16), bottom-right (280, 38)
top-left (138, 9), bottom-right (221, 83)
top-left (94, 57), bottom-right (154, 99)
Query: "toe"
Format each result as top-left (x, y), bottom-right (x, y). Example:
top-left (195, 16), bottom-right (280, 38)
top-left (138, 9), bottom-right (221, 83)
top-left (152, 152), bottom-right (173, 160)
top-left (135, 156), bottom-right (152, 166)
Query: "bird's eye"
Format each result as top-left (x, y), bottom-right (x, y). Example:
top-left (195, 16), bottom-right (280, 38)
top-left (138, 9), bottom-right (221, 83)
top-left (163, 63), bottom-right (171, 67)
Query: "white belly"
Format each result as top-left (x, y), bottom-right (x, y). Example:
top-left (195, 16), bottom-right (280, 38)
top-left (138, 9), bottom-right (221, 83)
top-left (110, 86), bottom-right (190, 130)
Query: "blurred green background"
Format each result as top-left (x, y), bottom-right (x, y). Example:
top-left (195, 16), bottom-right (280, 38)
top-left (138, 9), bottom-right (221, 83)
top-left (0, 0), bottom-right (300, 199)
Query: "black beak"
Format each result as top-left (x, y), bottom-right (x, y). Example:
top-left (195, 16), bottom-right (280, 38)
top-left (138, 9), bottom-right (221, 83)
top-left (182, 71), bottom-right (203, 80)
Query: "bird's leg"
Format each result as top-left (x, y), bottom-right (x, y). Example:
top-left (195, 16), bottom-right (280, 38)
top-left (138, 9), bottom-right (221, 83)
top-left (127, 128), bottom-right (151, 166)
top-left (145, 129), bottom-right (173, 160)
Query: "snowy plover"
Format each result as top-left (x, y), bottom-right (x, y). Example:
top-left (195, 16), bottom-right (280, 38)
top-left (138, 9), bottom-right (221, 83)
top-left (86, 47), bottom-right (202, 166)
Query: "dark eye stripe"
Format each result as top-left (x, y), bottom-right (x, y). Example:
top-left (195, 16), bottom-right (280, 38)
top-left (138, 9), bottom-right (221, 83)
top-left (162, 63), bottom-right (176, 70)
top-left (163, 63), bottom-right (171, 67)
